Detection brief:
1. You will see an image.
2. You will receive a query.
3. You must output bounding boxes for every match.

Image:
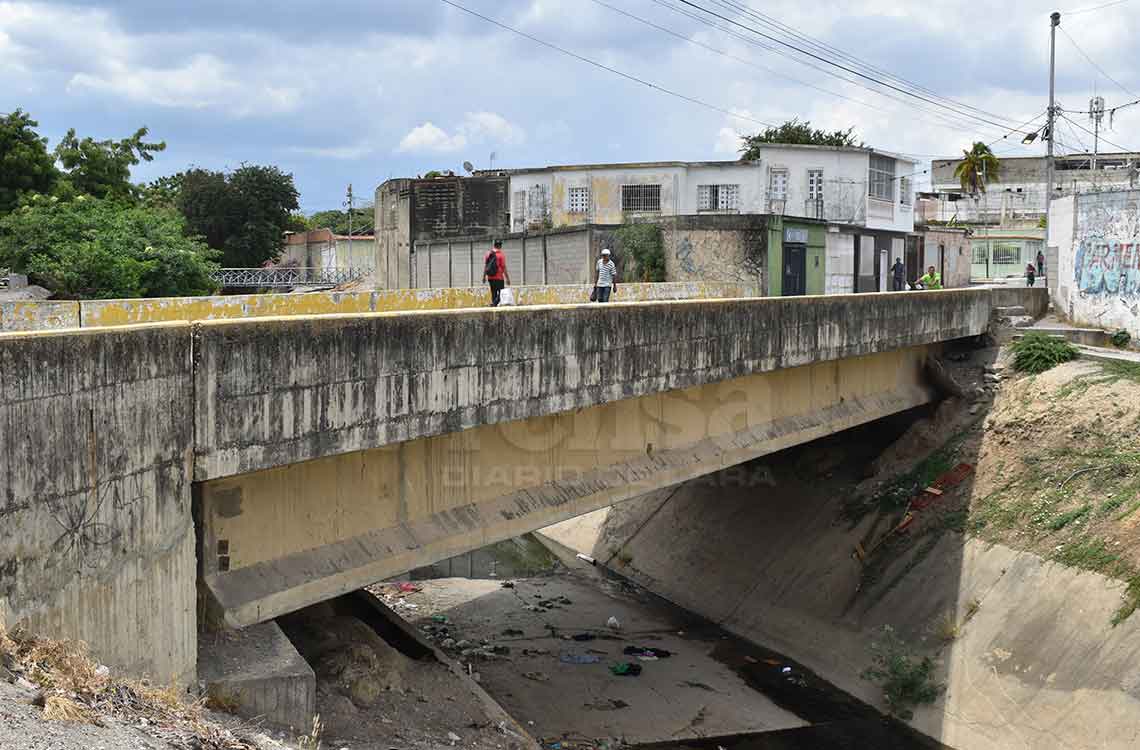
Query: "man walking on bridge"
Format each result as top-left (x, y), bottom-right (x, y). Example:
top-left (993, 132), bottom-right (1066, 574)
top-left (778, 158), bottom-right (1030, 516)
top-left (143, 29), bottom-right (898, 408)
top-left (482, 240), bottom-right (511, 306)
top-left (594, 248), bottom-right (618, 303)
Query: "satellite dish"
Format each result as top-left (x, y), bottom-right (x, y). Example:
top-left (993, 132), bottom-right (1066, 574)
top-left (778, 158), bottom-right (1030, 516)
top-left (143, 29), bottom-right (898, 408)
top-left (463, 161), bottom-right (474, 174)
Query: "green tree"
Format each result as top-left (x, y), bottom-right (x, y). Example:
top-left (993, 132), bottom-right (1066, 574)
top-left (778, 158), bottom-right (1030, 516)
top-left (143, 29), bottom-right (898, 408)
top-left (953, 142), bottom-right (1000, 193)
top-left (0, 195), bottom-right (219, 299)
top-left (306, 207), bottom-right (373, 235)
top-left (0, 109), bottom-right (59, 214)
top-left (740, 118), bottom-right (862, 159)
top-left (54, 126), bottom-right (166, 201)
top-left (614, 223), bottom-right (665, 282)
top-left (175, 164), bottom-right (300, 267)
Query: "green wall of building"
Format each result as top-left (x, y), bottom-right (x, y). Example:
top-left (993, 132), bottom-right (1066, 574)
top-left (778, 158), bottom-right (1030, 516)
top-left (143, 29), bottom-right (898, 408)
top-left (767, 217), bottom-right (826, 296)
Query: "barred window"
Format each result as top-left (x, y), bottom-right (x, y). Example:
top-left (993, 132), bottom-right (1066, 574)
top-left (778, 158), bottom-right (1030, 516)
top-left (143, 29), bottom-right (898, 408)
top-left (621, 184), bottom-right (661, 212)
top-left (972, 245), bottom-right (988, 264)
top-left (697, 184), bottom-right (740, 211)
top-left (993, 244), bottom-right (1021, 265)
top-left (869, 155), bottom-right (895, 201)
top-left (807, 170), bottom-right (823, 201)
top-left (568, 186), bottom-right (590, 214)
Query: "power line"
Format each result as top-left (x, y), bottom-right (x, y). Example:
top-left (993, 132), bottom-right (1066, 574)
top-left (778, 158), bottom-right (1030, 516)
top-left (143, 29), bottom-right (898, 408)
top-left (647, 0), bottom-right (1048, 149)
top-left (436, 0), bottom-right (779, 130)
top-left (1058, 26), bottom-right (1139, 99)
top-left (593, 0), bottom-right (1047, 145)
top-left (707, 0), bottom-right (1021, 128)
top-left (1064, 0), bottom-right (1133, 15)
top-left (1058, 111), bottom-right (1137, 152)
top-left (677, 0), bottom-right (1029, 132)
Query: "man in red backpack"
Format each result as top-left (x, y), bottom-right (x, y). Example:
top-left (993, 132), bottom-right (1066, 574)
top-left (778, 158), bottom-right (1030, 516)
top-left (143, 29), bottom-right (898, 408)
top-left (482, 239), bottom-right (511, 306)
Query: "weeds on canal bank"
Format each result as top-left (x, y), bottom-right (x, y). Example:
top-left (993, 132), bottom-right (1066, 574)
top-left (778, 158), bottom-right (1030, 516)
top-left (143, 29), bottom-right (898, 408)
top-left (861, 626), bottom-right (943, 721)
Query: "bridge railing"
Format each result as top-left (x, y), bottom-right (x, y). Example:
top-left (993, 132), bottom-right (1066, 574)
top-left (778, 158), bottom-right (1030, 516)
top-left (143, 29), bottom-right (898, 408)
top-left (210, 267), bottom-right (372, 289)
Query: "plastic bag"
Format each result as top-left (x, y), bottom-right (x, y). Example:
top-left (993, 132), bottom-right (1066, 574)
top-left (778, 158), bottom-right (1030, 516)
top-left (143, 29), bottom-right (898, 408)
top-left (499, 287), bottom-right (516, 306)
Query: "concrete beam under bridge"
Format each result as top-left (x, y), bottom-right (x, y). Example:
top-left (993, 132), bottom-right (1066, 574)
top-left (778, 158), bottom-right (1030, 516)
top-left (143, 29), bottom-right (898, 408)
top-left (199, 346), bottom-right (937, 627)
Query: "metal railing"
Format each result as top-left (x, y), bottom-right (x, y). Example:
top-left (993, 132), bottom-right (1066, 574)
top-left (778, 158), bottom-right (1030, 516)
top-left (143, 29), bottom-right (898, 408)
top-left (210, 267), bottom-right (372, 289)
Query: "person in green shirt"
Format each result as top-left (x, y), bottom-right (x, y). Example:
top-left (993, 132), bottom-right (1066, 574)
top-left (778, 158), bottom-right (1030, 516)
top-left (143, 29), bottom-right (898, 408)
top-left (917, 266), bottom-right (942, 290)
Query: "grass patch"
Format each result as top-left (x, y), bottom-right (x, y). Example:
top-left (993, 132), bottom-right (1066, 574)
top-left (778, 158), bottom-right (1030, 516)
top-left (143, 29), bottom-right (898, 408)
top-left (1048, 503), bottom-right (1091, 531)
top-left (935, 612), bottom-right (960, 642)
top-left (1010, 333), bottom-right (1079, 374)
top-left (862, 626), bottom-right (944, 720)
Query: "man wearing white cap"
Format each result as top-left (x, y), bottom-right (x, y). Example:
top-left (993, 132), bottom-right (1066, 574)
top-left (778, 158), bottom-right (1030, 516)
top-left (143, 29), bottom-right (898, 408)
top-left (594, 248), bottom-right (618, 303)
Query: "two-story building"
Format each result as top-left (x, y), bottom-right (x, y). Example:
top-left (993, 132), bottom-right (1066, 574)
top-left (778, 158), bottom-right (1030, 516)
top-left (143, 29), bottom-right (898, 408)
top-left (492, 145), bottom-right (917, 295)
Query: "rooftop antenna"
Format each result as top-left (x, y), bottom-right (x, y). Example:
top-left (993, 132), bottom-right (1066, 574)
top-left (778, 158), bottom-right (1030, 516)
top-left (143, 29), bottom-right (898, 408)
top-left (463, 160), bottom-right (474, 174)
top-left (1090, 95), bottom-right (1105, 173)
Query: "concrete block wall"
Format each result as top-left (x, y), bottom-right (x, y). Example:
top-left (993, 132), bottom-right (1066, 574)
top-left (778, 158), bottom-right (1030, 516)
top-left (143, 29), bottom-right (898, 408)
top-left (0, 324), bottom-right (196, 684)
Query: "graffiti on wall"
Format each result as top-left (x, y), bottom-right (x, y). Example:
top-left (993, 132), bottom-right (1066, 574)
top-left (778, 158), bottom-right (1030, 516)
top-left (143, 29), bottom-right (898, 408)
top-left (1075, 241), bottom-right (1140, 296)
top-left (1074, 198), bottom-right (1140, 297)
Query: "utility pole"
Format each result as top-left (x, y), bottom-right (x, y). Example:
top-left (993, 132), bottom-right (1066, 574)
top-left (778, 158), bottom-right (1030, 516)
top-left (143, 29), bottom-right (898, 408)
top-left (1045, 11), bottom-right (1060, 223)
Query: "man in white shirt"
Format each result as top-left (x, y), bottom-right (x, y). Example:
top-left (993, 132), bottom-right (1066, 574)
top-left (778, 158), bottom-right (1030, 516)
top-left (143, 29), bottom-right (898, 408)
top-left (594, 248), bottom-right (618, 303)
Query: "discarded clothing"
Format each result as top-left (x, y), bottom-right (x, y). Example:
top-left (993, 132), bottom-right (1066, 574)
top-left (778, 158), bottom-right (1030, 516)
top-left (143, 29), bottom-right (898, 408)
top-left (622, 646), bottom-right (672, 659)
top-left (609, 662), bottom-right (643, 677)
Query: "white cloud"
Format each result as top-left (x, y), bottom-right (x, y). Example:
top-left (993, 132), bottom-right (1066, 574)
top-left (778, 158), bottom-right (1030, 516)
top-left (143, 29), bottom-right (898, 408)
top-left (396, 121), bottom-right (467, 154)
top-left (396, 112), bottom-right (525, 154)
top-left (460, 111), bottom-right (525, 146)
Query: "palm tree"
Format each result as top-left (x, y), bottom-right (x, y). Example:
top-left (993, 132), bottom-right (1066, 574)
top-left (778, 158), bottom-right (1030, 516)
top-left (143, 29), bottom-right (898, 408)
top-left (954, 142), bottom-right (1000, 193)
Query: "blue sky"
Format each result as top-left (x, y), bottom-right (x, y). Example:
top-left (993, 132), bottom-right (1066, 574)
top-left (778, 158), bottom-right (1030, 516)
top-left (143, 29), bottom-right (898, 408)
top-left (2, 0), bottom-right (1137, 212)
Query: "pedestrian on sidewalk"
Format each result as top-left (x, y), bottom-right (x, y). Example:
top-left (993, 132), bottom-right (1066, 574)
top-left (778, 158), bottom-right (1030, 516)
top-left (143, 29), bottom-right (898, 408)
top-left (594, 248), bottom-right (618, 303)
top-left (1036, 249), bottom-right (1046, 278)
top-left (482, 240), bottom-right (511, 306)
top-left (891, 258), bottom-right (905, 291)
top-left (1026, 262), bottom-right (1036, 287)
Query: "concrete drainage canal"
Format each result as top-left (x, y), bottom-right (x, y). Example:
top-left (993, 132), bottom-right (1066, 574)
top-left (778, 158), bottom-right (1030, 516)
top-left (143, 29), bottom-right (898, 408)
top-left (201, 526), bottom-right (951, 749)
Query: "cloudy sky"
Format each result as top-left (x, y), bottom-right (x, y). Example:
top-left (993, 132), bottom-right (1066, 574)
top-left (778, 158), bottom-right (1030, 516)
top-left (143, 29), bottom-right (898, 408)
top-left (2, 0), bottom-right (1137, 212)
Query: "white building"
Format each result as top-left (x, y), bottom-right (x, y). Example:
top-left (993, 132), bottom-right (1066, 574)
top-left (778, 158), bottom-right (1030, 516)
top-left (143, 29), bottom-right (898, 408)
top-left (489, 146), bottom-right (917, 295)
top-left (495, 146), bottom-right (916, 236)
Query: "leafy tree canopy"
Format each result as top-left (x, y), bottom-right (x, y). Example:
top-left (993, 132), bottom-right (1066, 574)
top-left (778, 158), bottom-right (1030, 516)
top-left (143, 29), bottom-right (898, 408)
top-left (740, 118), bottom-right (862, 159)
top-left (953, 141), bottom-right (1000, 193)
top-left (174, 164), bottom-right (300, 267)
top-left (0, 109), bottom-right (58, 214)
top-left (0, 195), bottom-right (219, 299)
top-left (54, 126), bottom-right (166, 201)
top-left (306, 207), bottom-right (374, 236)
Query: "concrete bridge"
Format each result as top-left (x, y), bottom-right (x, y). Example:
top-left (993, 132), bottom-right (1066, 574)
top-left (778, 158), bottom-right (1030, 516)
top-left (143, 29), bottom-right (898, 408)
top-left (0, 284), bottom-right (1044, 685)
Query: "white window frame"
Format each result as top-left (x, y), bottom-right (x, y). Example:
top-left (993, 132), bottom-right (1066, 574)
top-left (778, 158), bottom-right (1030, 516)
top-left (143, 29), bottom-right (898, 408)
top-left (769, 168), bottom-right (789, 200)
top-left (697, 184), bottom-right (740, 211)
top-left (869, 155), bottom-right (895, 202)
top-left (621, 184), bottom-right (662, 212)
top-left (807, 169), bottom-right (823, 202)
top-left (511, 190), bottom-right (526, 232)
top-left (900, 175), bottom-right (912, 206)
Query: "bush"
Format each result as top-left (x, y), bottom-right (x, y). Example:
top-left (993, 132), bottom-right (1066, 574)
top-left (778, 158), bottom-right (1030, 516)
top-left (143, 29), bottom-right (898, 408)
top-left (614, 222), bottom-right (665, 282)
top-left (1112, 329), bottom-right (1132, 348)
top-left (0, 195), bottom-right (219, 299)
top-left (1010, 332), bottom-right (1079, 374)
top-left (862, 626), bottom-right (944, 720)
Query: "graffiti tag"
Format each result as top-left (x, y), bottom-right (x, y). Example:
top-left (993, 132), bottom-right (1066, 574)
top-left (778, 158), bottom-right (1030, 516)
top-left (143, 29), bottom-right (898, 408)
top-left (1075, 241), bottom-right (1140, 296)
